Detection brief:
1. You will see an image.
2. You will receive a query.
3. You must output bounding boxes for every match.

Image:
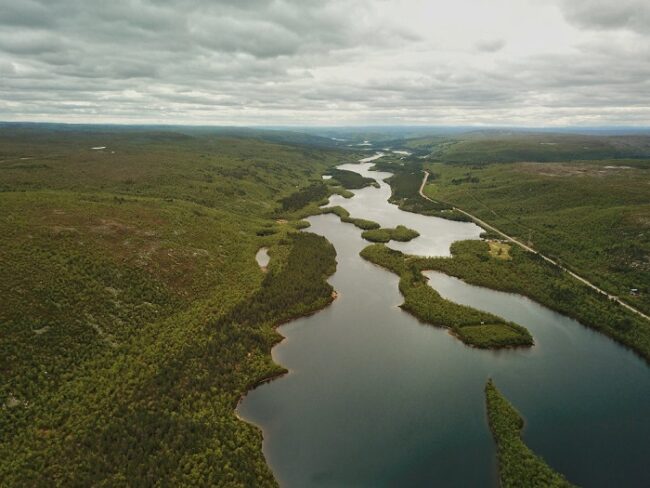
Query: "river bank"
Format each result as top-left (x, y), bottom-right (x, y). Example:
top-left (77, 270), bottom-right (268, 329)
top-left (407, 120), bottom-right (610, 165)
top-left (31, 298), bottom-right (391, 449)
top-left (237, 155), bottom-right (650, 488)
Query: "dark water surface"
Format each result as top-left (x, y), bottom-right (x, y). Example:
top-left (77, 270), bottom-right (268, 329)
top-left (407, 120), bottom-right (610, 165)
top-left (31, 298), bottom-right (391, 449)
top-left (238, 160), bottom-right (650, 487)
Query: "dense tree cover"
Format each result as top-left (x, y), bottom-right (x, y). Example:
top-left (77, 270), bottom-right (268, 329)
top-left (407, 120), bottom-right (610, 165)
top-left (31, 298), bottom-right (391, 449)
top-left (485, 380), bottom-right (575, 487)
top-left (422, 159), bottom-right (650, 315)
top-left (326, 168), bottom-right (378, 189)
top-left (1, 231), bottom-right (336, 487)
top-left (360, 244), bottom-right (533, 348)
top-left (223, 233), bottom-right (336, 327)
top-left (418, 239), bottom-right (650, 362)
top-left (279, 182), bottom-right (330, 212)
top-left (0, 128), bottom-right (345, 486)
top-left (361, 225), bottom-right (420, 243)
top-left (371, 158), bottom-right (470, 221)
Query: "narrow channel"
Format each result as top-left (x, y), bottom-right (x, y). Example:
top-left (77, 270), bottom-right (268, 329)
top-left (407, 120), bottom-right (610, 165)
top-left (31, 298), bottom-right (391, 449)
top-left (237, 156), bottom-right (650, 487)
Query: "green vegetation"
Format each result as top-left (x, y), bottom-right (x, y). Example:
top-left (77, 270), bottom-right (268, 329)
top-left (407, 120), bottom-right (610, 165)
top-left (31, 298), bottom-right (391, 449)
top-left (0, 127), bottom-right (346, 485)
top-left (275, 181), bottom-right (358, 220)
top-left (422, 159), bottom-right (650, 316)
top-left (361, 225), bottom-right (419, 243)
top-left (406, 132), bottom-right (650, 163)
top-left (488, 240), bottom-right (512, 260)
top-left (360, 244), bottom-right (533, 348)
top-left (279, 182), bottom-right (330, 212)
top-left (327, 168), bottom-right (378, 189)
top-left (417, 239), bottom-right (650, 361)
top-left (320, 205), bottom-right (381, 230)
top-left (371, 157), bottom-right (470, 221)
top-left (485, 379), bottom-right (575, 487)
top-left (370, 132), bottom-right (650, 359)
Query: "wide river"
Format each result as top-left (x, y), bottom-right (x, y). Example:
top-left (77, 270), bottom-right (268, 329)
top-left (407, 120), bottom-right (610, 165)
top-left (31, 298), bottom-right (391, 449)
top-left (238, 157), bottom-right (650, 487)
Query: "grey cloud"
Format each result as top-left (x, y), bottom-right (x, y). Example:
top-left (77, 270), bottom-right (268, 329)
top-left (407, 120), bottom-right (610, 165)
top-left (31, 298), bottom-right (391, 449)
top-left (0, 0), bottom-right (648, 125)
top-left (0, 30), bottom-right (67, 55)
top-left (475, 39), bottom-right (506, 53)
top-left (560, 0), bottom-right (650, 35)
top-left (0, 0), bottom-right (53, 28)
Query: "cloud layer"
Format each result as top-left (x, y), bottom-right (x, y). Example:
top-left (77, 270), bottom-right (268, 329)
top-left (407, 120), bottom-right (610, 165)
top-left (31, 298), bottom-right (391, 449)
top-left (0, 0), bottom-right (648, 125)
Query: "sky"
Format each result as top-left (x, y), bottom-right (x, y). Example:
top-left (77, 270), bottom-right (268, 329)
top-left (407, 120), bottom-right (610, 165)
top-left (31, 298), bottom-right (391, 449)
top-left (0, 0), bottom-right (649, 126)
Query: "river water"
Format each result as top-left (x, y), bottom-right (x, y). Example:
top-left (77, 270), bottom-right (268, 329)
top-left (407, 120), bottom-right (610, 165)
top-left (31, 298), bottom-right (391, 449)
top-left (238, 158), bottom-right (650, 487)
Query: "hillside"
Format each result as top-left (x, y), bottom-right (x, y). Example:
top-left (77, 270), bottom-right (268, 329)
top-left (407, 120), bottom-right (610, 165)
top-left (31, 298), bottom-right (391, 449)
top-left (0, 127), bottom-right (348, 486)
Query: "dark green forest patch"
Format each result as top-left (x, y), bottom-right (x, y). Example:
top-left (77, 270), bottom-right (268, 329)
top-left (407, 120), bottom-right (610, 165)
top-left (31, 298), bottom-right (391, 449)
top-left (361, 225), bottom-right (419, 243)
top-left (485, 379), bottom-right (575, 487)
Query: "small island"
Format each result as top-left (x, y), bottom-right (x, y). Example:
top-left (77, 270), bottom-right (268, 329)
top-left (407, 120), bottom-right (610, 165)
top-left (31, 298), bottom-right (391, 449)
top-left (361, 225), bottom-right (420, 243)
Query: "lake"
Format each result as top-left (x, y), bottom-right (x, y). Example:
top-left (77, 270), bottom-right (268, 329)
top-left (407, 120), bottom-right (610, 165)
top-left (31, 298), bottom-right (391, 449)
top-left (238, 158), bottom-right (650, 487)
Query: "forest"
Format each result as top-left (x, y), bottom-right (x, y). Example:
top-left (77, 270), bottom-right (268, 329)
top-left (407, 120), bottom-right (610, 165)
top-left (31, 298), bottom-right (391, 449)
top-left (419, 157), bottom-right (650, 316)
top-left (279, 183), bottom-right (330, 212)
top-left (485, 379), bottom-right (575, 487)
top-left (0, 127), bottom-right (345, 486)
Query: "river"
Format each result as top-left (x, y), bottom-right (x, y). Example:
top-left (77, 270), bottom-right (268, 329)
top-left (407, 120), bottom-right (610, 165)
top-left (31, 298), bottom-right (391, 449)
top-left (237, 157), bottom-right (650, 487)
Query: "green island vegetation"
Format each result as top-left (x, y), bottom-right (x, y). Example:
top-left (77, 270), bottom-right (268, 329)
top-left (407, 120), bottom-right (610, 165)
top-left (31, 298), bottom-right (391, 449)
top-left (485, 379), bottom-right (575, 487)
top-left (0, 126), bottom-right (345, 485)
top-left (361, 225), bottom-right (420, 243)
top-left (326, 167), bottom-right (378, 189)
top-left (415, 239), bottom-right (650, 361)
top-left (415, 137), bottom-right (650, 316)
top-left (360, 244), bottom-right (533, 348)
top-left (317, 205), bottom-right (381, 230)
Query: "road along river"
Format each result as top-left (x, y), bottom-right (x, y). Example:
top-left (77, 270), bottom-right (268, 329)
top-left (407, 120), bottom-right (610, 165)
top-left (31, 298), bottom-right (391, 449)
top-left (238, 157), bottom-right (650, 487)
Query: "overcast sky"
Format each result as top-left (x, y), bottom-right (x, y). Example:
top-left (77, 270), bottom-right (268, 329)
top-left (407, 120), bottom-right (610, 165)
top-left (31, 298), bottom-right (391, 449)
top-left (1, 0), bottom-right (649, 126)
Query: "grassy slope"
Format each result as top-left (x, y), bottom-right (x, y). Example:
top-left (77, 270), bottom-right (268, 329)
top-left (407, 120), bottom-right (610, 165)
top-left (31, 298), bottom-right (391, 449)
top-left (485, 380), bottom-right (575, 488)
top-left (360, 244), bottom-right (533, 348)
top-left (422, 159), bottom-right (650, 316)
top-left (0, 128), bottom-right (347, 486)
top-left (406, 132), bottom-right (650, 162)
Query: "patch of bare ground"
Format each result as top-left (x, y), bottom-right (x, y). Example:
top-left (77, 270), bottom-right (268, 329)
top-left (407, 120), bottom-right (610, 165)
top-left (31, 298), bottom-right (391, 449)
top-left (488, 240), bottom-right (512, 260)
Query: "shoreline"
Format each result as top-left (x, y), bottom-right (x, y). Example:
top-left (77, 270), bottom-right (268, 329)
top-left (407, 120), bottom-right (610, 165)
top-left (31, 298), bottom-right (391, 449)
top-left (234, 239), bottom-right (341, 457)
